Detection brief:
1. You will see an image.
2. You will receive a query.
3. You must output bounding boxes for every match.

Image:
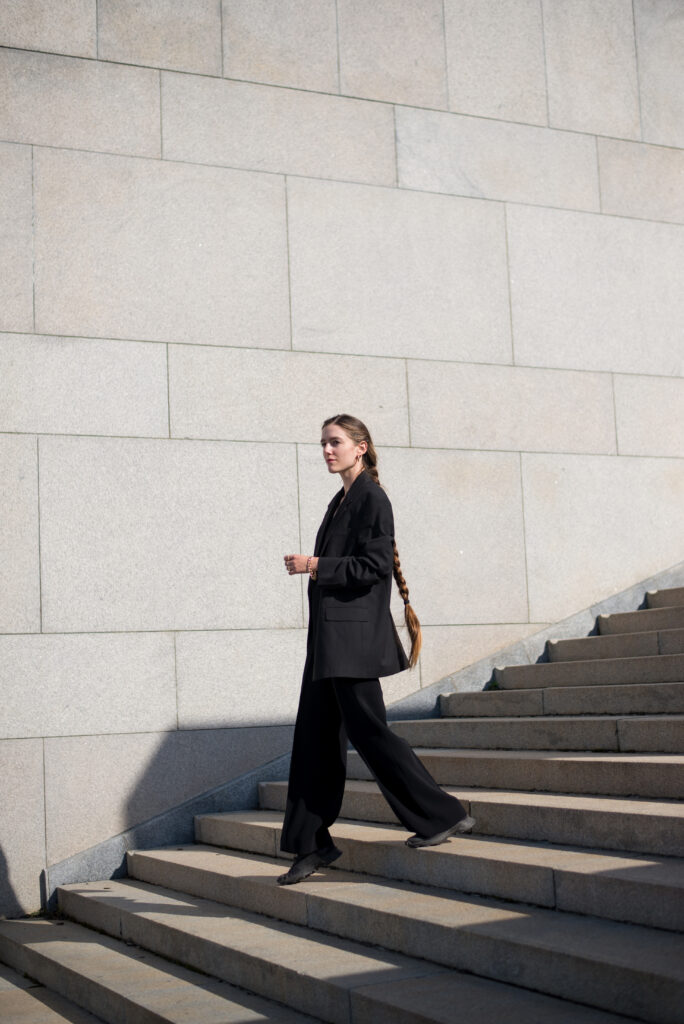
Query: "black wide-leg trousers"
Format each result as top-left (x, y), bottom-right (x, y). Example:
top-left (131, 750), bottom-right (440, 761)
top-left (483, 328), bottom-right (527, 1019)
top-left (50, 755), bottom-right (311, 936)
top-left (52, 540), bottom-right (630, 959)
top-left (280, 659), bottom-right (469, 855)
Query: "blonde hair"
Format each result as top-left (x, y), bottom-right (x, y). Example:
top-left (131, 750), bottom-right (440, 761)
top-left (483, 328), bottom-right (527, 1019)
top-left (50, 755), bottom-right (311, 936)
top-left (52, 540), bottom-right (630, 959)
top-left (322, 414), bottom-right (422, 668)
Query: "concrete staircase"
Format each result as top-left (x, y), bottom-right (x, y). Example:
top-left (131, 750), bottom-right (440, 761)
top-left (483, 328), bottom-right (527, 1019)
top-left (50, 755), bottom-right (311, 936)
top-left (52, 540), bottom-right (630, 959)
top-left (2, 587), bottom-right (684, 1023)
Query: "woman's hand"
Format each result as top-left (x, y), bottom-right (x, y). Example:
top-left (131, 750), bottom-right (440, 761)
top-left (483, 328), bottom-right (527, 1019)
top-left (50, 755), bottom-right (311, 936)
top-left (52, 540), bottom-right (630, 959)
top-left (284, 554), bottom-right (315, 575)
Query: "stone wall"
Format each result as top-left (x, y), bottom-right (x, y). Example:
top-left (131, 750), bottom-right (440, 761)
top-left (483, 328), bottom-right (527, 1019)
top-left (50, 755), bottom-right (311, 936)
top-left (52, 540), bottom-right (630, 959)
top-left (1, 0), bottom-right (683, 915)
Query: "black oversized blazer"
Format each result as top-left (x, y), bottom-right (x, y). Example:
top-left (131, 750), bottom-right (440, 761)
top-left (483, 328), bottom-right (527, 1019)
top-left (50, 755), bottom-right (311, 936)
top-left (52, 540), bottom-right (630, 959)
top-left (307, 469), bottom-right (410, 681)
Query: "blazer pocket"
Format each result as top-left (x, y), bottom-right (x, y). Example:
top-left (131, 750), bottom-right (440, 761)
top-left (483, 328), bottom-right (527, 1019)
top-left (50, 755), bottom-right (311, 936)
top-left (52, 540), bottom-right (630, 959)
top-left (325, 605), bottom-right (370, 622)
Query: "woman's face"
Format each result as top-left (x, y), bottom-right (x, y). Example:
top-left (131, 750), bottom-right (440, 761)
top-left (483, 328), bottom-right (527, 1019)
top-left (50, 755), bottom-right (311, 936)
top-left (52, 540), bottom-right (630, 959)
top-left (321, 424), bottom-right (366, 474)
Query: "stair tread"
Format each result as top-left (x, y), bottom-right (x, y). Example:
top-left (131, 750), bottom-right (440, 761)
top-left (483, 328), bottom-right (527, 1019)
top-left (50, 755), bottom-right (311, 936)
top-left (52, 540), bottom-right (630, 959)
top-left (0, 986), bottom-right (102, 1023)
top-left (54, 879), bottom-right (642, 1024)
top-left (0, 917), bottom-right (320, 1024)
top-left (124, 847), bottom-right (684, 979)
top-left (198, 808), bottom-right (684, 887)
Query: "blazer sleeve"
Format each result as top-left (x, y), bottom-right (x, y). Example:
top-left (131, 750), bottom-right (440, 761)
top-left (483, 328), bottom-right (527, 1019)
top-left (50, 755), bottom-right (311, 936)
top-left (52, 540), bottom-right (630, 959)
top-left (315, 490), bottom-right (395, 589)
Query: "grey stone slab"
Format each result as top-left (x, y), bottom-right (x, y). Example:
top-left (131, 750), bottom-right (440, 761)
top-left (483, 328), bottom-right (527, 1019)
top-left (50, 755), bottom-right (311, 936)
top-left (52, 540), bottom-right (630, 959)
top-left (599, 139), bottom-right (684, 226)
top-left (38, 435), bottom-right (300, 632)
top-left (34, 147), bottom-right (289, 349)
top-left (634, 0), bottom-right (684, 148)
top-left (508, 204), bottom-right (684, 376)
top-left (420, 624), bottom-right (546, 691)
top-left (397, 105), bottom-right (599, 212)
top-left (98, 0), bottom-right (222, 74)
top-left (659, 630), bottom-right (684, 656)
top-left (222, 0), bottom-right (339, 93)
top-left (544, 682), bottom-right (684, 718)
top-left (169, 345), bottom-right (410, 446)
top-left (43, 725), bottom-right (292, 865)
top-left (390, 715), bottom-right (620, 751)
top-left (0, 633), bottom-right (176, 740)
top-left (599, 607), bottom-right (684, 635)
top-left (618, 716), bottom-right (684, 754)
top-left (0, 738), bottom-right (45, 917)
top-left (0, 334), bottom-right (168, 437)
top-left (407, 360), bottom-right (614, 455)
top-left (288, 176), bottom-right (512, 362)
top-left (444, 0), bottom-right (547, 125)
top-left (497, 654), bottom-right (684, 690)
top-left (647, 587), bottom-right (684, 610)
top-left (0, 48), bottom-right (160, 156)
top-left (614, 374), bottom-right (684, 459)
top-left (162, 71), bottom-right (395, 186)
top-left (0, 987), bottom-right (102, 1023)
top-left (337, 0), bottom-right (447, 108)
top-left (543, 0), bottom-right (640, 139)
top-left (0, 142), bottom-right (33, 332)
top-left (0, 1), bottom-right (96, 58)
top-left (440, 688), bottom-right (545, 718)
top-left (521, 453), bottom-right (684, 623)
top-left (547, 632), bottom-right (659, 662)
top-left (0, 435), bottom-right (40, 633)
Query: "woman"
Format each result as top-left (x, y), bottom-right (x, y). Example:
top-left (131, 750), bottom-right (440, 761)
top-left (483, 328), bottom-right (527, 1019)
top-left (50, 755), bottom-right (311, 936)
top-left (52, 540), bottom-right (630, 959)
top-left (279, 414), bottom-right (474, 885)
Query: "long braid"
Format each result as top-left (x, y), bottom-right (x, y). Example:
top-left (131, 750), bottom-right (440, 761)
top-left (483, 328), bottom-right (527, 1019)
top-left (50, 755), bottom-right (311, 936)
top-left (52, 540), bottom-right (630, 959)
top-left (322, 413), bottom-right (423, 668)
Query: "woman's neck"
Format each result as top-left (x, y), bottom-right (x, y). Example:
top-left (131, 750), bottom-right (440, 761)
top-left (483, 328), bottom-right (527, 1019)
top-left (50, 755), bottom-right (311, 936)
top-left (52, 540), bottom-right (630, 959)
top-left (339, 462), bottom-right (365, 494)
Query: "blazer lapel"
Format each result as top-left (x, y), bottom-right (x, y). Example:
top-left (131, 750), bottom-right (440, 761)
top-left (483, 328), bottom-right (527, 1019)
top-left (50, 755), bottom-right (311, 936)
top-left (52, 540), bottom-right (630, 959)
top-left (314, 488), bottom-right (343, 556)
top-left (317, 471), bottom-right (371, 557)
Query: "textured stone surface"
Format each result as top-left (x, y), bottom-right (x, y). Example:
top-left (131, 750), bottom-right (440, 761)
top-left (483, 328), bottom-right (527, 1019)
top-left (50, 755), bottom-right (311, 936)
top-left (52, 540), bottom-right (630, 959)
top-left (169, 345), bottom-right (410, 446)
top-left (0, 142), bottom-right (33, 332)
top-left (522, 453), bottom-right (684, 623)
top-left (0, 435), bottom-right (40, 634)
top-left (0, 738), bottom-right (45, 917)
top-left (396, 106), bottom-right (598, 211)
top-left (0, 48), bottom-right (160, 156)
top-left (297, 443), bottom-right (527, 627)
top-left (599, 606), bottom-right (684, 635)
top-left (38, 435), bottom-right (301, 632)
top-left (98, 0), bottom-right (222, 74)
top-left (441, 688), bottom-right (545, 718)
top-left (0, 633), bottom-right (176, 739)
top-left (162, 72), bottom-right (395, 185)
top-left (634, 0), bottom-right (684, 148)
top-left (33, 147), bottom-right (290, 348)
top-left (543, 0), bottom-right (640, 138)
top-left (614, 374), bottom-right (684, 459)
top-left (223, 0), bottom-right (339, 92)
top-left (0, 0), bottom-right (96, 58)
top-left (337, 0), bottom-right (447, 108)
top-left (419, 624), bottom-right (545, 689)
top-left (176, 628), bottom-right (307, 729)
top-left (288, 177), bottom-right (511, 362)
top-left (44, 725), bottom-right (293, 864)
top-left (444, 0), bottom-right (546, 124)
top-left (599, 139), bottom-right (684, 225)
top-left (497, 654), bottom-right (684, 690)
top-left (408, 361), bottom-right (615, 454)
top-left (391, 715), bottom-right (620, 752)
top-left (0, 334), bottom-right (168, 437)
top-left (0, 987), bottom-right (102, 1022)
top-left (508, 204), bottom-right (684, 376)
top-left (544, 682), bottom-right (684, 717)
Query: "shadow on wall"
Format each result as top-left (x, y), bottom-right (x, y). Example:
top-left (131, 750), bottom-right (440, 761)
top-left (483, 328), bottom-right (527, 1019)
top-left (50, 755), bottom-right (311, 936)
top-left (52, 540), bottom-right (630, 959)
top-left (0, 845), bottom-right (24, 918)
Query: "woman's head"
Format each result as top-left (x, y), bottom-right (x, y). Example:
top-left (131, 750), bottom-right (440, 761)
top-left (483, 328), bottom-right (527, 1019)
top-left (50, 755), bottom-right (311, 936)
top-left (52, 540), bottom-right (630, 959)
top-left (321, 414), bottom-right (379, 484)
top-left (321, 414), bottom-right (422, 669)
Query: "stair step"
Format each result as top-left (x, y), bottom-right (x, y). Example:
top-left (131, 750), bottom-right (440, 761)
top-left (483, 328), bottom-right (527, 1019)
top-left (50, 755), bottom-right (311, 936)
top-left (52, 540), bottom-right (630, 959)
top-left (118, 848), bottom-right (684, 1024)
top-left (646, 587), bottom-right (684, 609)
top-left (0, 960), bottom-right (101, 1024)
top-left (548, 628), bottom-right (684, 662)
top-left (439, 681), bottom-right (684, 718)
top-left (259, 780), bottom-right (684, 857)
top-left (389, 713), bottom-right (684, 752)
top-left (598, 606), bottom-right (684, 635)
top-left (495, 653), bottom-right (684, 689)
top-left (0, 917), bottom-right (319, 1024)
top-left (347, 747), bottom-right (684, 799)
top-left (55, 877), bottom-right (643, 1024)
top-left (195, 809), bottom-right (684, 933)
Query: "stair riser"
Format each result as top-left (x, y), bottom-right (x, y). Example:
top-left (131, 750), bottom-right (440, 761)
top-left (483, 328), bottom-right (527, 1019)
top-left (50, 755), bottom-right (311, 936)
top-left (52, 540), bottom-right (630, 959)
top-left (496, 654), bottom-right (684, 690)
top-left (599, 607), bottom-right (684, 635)
top-left (57, 888), bottom-right (353, 1024)
top-left (390, 717), bottom-right (684, 753)
top-left (647, 588), bottom-right (684, 609)
top-left (195, 816), bottom-right (684, 933)
top-left (440, 682), bottom-right (684, 718)
top-left (258, 783), bottom-right (684, 858)
top-left (548, 629), bottom-right (684, 662)
top-left (346, 750), bottom-right (684, 799)
top-left (117, 857), bottom-right (682, 1024)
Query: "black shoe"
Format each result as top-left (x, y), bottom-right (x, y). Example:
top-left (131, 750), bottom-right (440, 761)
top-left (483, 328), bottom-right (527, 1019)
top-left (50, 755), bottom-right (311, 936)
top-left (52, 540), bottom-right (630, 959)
top-left (405, 815), bottom-right (476, 848)
top-left (276, 844), bottom-right (342, 885)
